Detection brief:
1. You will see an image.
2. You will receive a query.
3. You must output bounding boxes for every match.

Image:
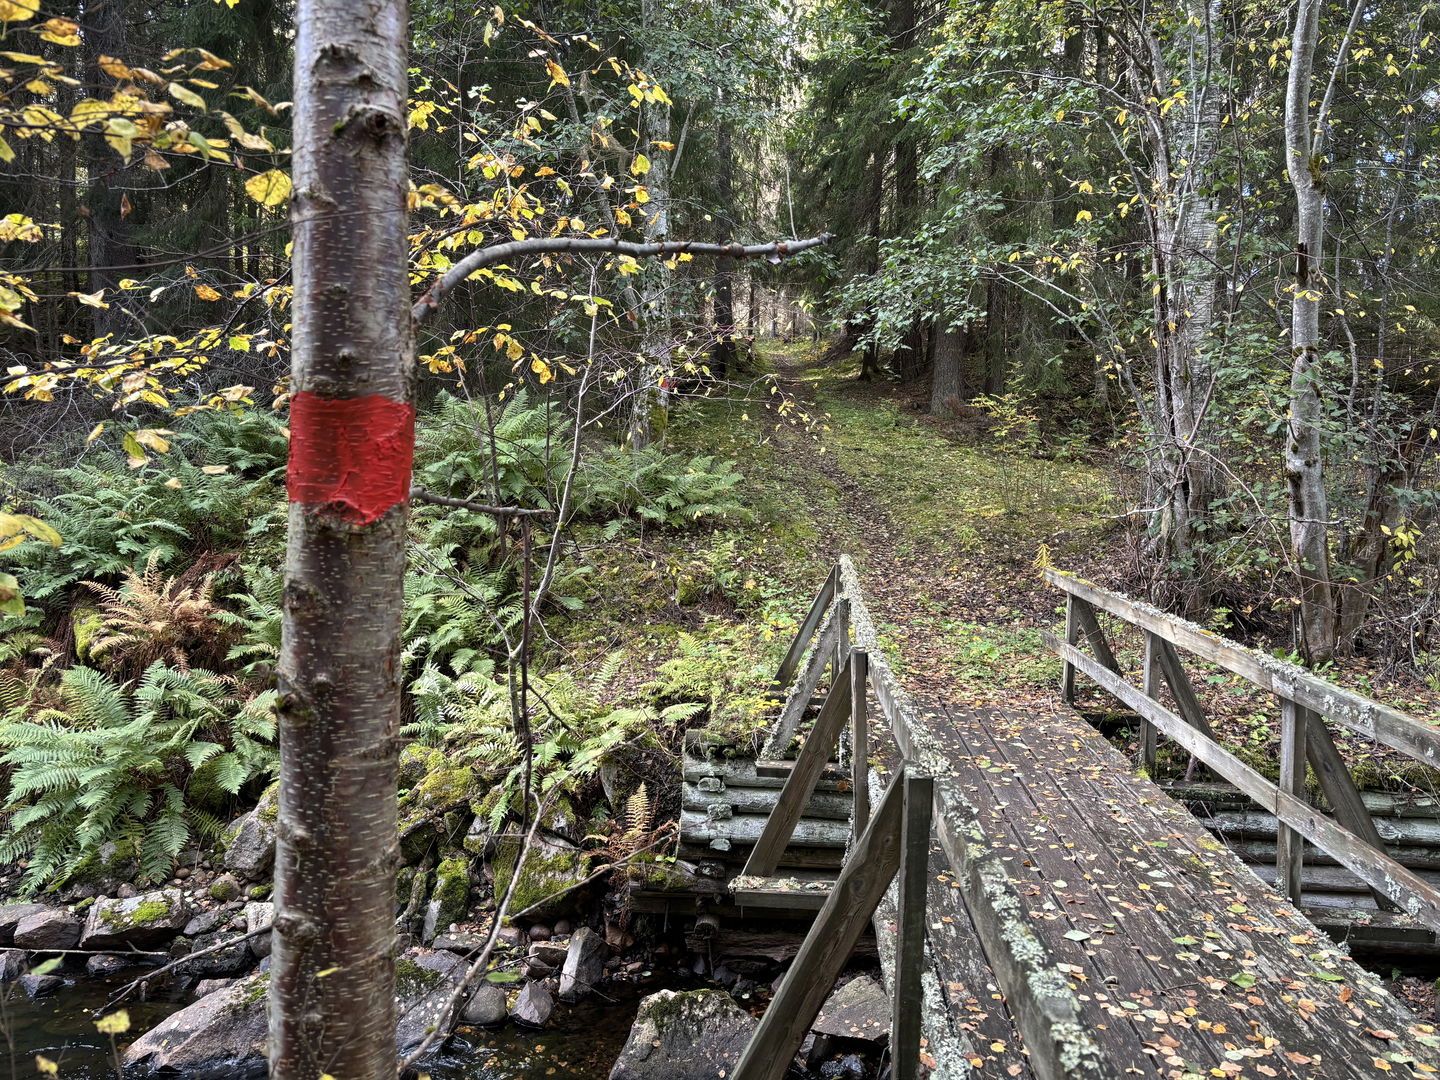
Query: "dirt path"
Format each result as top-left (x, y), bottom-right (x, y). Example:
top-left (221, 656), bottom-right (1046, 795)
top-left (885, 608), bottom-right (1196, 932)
top-left (763, 348), bottom-right (1063, 710)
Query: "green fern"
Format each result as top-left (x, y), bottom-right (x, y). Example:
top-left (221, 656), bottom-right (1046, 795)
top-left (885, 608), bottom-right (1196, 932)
top-left (0, 663), bottom-right (278, 892)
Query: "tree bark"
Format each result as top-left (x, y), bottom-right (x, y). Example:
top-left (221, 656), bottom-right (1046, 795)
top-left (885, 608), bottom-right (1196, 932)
top-left (712, 118), bottom-right (736, 379)
top-left (1138, 0), bottom-right (1226, 594)
top-left (1284, 0), bottom-right (1337, 661)
top-left (82, 0), bottom-right (135, 336)
top-left (930, 326), bottom-right (966, 415)
top-left (271, 1), bottom-right (412, 1077)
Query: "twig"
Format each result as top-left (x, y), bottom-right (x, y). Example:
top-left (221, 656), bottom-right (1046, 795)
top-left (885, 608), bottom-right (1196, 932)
top-left (410, 487), bottom-right (554, 517)
top-left (104, 925), bottom-right (271, 1009)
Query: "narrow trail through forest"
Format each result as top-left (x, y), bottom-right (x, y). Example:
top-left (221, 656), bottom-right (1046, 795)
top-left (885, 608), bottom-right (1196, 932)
top-left (763, 345), bottom-right (1068, 713)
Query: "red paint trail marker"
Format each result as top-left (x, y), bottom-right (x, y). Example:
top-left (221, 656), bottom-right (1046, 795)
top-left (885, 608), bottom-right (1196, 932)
top-left (287, 392), bottom-right (415, 524)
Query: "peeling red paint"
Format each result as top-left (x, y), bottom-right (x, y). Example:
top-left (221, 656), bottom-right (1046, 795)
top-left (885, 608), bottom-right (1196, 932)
top-left (287, 391), bottom-right (415, 524)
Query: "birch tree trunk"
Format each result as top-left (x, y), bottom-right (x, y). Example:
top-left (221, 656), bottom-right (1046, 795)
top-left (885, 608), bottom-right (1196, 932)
top-left (270, 1), bottom-right (412, 1076)
top-left (1284, 0), bottom-right (1338, 661)
top-left (1138, 0), bottom-right (1225, 596)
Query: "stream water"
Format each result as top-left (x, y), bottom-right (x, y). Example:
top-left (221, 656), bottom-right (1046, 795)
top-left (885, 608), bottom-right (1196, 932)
top-left (1, 973), bottom-right (672, 1079)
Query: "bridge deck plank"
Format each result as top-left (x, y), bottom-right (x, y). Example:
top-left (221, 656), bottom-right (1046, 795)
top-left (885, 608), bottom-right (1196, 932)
top-left (922, 701), bottom-right (1438, 1079)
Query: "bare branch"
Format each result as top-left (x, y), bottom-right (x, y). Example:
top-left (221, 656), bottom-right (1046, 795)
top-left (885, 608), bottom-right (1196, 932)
top-left (410, 486), bottom-right (554, 517)
top-left (411, 234), bottom-right (833, 323)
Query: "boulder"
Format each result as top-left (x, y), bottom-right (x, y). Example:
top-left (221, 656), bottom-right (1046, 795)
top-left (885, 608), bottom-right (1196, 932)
top-left (609, 989), bottom-right (757, 1080)
top-left (125, 949), bottom-right (472, 1078)
top-left (19, 973), bottom-right (66, 998)
top-left (492, 835), bottom-right (591, 920)
top-left (13, 908), bottom-right (81, 950)
top-left (812, 975), bottom-right (890, 1043)
top-left (183, 908), bottom-right (228, 938)
top-left (461, 982), bottom-right (509, 1026)
top-left (496, 926), bottom-right (527, 950)
top-left (462, 813), bottom-right (496, 858)
top-left (434, 930), bottom-right (489, 953)
top-left (123, 973), bottom-right (270, 1079)
top-left (180, 931), bottom-right (254, 978)
top-left (530, 942), bottom-right (568, 967)
top-left (245, 901), bottom-right (275, 958)
top-left (558, 926), bottom-right (607, 1001)
top-left (194, 978), bottom-right (235, 999)
top-left (510, 979), bottom-right (554, 1028)
top-left (421, 855), bottom-right (470, 946)
top-left (0, 903), bottom-right (50, 944)
top-left (0, 949), bottom-right (25, 981)
top-left (222, 785), bottom-right (278, 880)
top-left (81, 890), bottom-right (193, 949)
top-left (86, 954), bottom-right (134, 977)
top-left (393, 948), bottom-right (468, 1055)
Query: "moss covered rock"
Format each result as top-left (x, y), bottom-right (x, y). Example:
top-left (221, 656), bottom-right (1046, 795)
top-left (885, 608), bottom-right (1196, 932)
top-left (421, 855), bottom-right (471, 945)
top-left (81, 890), bottom-right (194, 950)
top-left (222, 782), bottom-right (279, 881)
top-left (609, 989), bottom-right (757, 1080)
top-left (491, 835), bottom-right (590, 920)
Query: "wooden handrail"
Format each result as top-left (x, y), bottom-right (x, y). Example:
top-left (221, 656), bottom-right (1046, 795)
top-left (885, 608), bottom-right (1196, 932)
top-left (740, 559), bottom-right (1104, 1080)
top-left (1045, 568), bottom-right (1440, 767)
top-left (1050, 634), bottom-right (1440, 930)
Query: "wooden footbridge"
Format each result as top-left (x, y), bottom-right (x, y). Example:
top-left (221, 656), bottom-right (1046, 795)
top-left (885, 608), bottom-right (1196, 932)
top-left (692, 558), bottom-right (1440, 1080)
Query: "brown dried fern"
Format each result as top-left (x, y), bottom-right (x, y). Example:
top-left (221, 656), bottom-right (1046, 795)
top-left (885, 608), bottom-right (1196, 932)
top-left (82, 553), bottom-right (227, 675)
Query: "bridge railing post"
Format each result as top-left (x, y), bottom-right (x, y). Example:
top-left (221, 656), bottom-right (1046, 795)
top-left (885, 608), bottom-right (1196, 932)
top-left (850, 648), bottom-right (870, 845)
top-left (732, 765), bottom-right (911, 1080)
top-left (891, 769), bottom-right (933, 1080)
top-left (1276, 694), bottom-right (1308, 903)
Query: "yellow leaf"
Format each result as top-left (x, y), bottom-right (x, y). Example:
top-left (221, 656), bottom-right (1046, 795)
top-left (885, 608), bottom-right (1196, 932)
top-left (169, 82), bottom-right (207, 109)
top-left (122, 432), bottom-right (147, 467)
top-left (244, 169), bottom-right (291, 208)
top-left (98, 55), bottom-right (133, 80)
top-left (1076, 209), bottom-right (1093, 222)
top-left (545, 59), bottom-right (570, 87)
top-left (194, 284), bottom-right (222, 301)
top-left (631, 152), bottom-right (651, 176)
top-left (69, 289), bottom-right (109, 309)
top-left (34, 1055), bottom-right (57, 1076)
top-left (0, 137), bottom-right (13, 165)
top-left (531, 357), bottom-right (553, 384)
top-left (37, 17), bottom-right (80, 45)
top-left (200, 465), bottom-right (230, 475)
top-left (0, 0), bottom-right (38, 22)
top-left (132, 429), bottom-right (171, 453)
top-left (95, 1010), bottom-right (130, 1035)
top-left (87, 422), bottom-right (105, 444)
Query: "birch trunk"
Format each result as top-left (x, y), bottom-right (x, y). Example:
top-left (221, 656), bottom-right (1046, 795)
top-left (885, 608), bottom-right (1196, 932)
top-left (1139, 0), bottom-right (1225, 593)
top-left (1284, 0), bottom-right (1338, 661)
top-left (271, 1), bottom-right (411, 1077)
